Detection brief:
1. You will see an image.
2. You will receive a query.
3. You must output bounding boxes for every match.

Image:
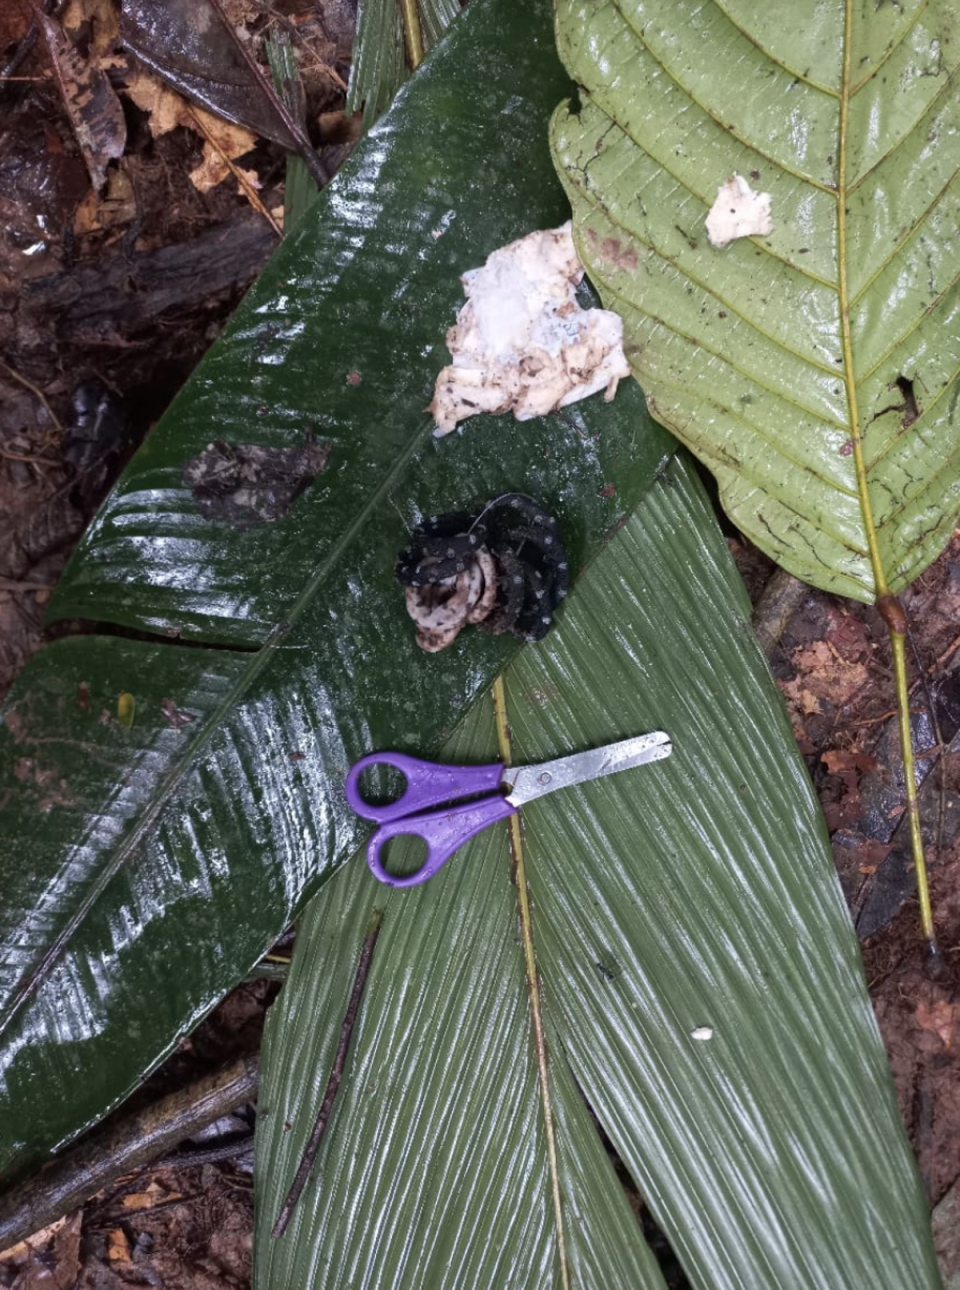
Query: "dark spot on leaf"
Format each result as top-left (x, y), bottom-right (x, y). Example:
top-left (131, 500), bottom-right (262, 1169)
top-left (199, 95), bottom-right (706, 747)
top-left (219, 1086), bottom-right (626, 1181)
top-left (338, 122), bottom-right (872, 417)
top-left (161, 697), bottom-right (196, 729)
top-left (895, 375), bottom-right (921, 427)
top-left (594, 958), bottom-right (621, 982)
top-left (598, 237), bottom-right (638, 272)
top-left (182, 437), bottom-right (331, 527)
top-left (840, 440), bottom-right (854, 456)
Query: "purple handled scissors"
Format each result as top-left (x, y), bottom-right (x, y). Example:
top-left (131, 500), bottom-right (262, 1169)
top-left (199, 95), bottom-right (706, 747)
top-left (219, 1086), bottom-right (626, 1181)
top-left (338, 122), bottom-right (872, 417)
top-left (345, 731), bottom-right (672, 888)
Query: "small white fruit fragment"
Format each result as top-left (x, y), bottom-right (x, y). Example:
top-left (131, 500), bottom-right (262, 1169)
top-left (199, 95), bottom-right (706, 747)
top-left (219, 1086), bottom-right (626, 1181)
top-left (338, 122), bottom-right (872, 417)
top-left (429, 221), bottom-right (630, 436)
top-left (691, 1026), bottom-right (714, 1041)
top-left (705, 174), bottom-right (773, 248)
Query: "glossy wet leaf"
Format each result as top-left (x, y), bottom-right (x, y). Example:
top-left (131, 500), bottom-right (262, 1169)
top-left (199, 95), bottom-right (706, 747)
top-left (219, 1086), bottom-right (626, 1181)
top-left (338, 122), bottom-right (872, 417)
top-left (0, 0), bottom-right (674, 1178)
top-left (256, 458), bottom-right (938, 1289)
top-left (551, 0), bottom-right (960, 602)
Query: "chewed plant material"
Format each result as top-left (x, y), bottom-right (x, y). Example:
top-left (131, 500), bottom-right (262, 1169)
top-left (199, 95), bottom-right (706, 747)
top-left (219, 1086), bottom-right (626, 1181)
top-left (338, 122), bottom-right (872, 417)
top-left (429, 222), bottom-right (630, 435)
top-left (182, 437), bottom-right (330, 526)
top-left (705, 174), bottom-right (773, 248)
top-left (396, 494), bottom-right (569, 652)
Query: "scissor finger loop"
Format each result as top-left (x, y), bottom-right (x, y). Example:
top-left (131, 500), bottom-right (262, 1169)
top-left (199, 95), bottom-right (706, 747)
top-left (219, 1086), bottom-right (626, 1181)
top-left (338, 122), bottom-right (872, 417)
top-left (348, 730), bottom-right (672, 888)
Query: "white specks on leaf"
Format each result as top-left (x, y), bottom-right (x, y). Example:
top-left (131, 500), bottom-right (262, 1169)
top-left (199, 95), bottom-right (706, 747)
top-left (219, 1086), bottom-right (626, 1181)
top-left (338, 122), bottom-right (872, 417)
top-left (691, 1026), bottom-right (714, 1041)
top-left (705, 175), bottom-right (773, 248)
top-left (429, 221), bottom-right (630, 436)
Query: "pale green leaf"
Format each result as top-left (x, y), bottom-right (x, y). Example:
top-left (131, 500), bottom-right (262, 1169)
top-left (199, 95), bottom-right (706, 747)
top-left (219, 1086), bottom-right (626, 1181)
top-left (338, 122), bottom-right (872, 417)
top-left (550, 0), bottom-right (960, 601)
top-left (255, 458), bottom-right (938, 1289)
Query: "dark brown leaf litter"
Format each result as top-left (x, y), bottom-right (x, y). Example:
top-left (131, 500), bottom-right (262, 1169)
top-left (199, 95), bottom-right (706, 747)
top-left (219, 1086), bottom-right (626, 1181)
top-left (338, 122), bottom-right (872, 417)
top-left (82, 1163), bottom-right (254, 1290)
top-left (740, 529), bottom-right (960, 1244)
top-left (2, 1167), bottom-right (254, 1290)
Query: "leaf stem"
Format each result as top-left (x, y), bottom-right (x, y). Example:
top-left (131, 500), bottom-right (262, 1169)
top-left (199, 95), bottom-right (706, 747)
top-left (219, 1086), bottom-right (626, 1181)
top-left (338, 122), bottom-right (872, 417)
top-left (492, 676), bottom-right (570, 1290)
top-left (271, 907), bottom-right (384, 1239)
top-left (888, 626), bottom-right (936, 949)
top-left (399, 0), bottom-right (424, 70)
top-left (838, 0), bottom-right (937, 955)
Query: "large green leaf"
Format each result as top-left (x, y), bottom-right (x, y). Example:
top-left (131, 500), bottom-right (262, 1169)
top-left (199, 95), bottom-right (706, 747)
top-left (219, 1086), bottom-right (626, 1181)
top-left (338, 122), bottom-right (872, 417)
top-left (0, 0), bottom-right (675, 1179)
top-left (551, 0), bottom-right (960, 602)
top-left (256, 457), bottom-right (938, 1288)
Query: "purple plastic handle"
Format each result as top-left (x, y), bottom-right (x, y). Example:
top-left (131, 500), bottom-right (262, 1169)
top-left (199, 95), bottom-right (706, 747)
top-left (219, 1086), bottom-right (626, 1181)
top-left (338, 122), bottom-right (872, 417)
top-left (365, 794), bottom-right (517, 888)
top-left (345, 751), bottom-right (505, 822)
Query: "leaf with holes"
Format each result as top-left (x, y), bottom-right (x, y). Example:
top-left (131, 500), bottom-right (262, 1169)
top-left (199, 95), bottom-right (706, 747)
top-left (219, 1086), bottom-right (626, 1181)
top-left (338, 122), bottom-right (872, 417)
top-left (551, 0), bottom-right (960, 602)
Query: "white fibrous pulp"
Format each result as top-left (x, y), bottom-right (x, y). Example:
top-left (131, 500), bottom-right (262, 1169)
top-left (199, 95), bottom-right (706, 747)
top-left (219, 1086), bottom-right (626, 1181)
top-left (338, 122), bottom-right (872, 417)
top-left (705, 174), bottom-right (773, 248)
top-left (429, 221), bottom-right (630, 436)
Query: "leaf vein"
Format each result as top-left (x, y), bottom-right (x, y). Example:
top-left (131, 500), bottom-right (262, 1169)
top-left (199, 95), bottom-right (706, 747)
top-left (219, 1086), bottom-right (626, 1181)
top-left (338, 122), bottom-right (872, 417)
top-left (640, 368), bottom-right (861, 517)
top-left (592, 8), bottom-right (838, 191)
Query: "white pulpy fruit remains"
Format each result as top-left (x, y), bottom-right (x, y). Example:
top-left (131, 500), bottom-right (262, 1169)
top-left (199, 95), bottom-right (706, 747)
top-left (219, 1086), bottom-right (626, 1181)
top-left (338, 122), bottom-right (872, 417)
top-left (705, 174), bottom-right (773, 248)
top-left (430, 222), bottom-right (630, 435)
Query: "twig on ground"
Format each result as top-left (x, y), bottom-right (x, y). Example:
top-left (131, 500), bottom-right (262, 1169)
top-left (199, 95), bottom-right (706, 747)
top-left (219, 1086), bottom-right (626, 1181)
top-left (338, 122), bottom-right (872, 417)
top-left (0, 358), bottom-right (63, 437)
top-left (0, 1053), bottom-right (259, 1252)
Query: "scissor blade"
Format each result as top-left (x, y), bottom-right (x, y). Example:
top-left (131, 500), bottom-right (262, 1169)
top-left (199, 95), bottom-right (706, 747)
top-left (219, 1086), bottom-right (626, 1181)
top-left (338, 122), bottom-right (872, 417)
top-left (505, 732), bottom-right (672, 807)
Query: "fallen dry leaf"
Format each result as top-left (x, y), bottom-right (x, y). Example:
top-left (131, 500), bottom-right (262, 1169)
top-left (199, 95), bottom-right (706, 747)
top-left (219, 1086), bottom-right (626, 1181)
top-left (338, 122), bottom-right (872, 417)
top-left (822, 749), bottom-right (880, 776)
top-left (121, 1179), bottom-right (185, 1211)
top-left (124, 66), bottom-right (259, 193)
top-left (106, 1226), bottom-right (132, 1263)
top-left (791, 639), bottom-right (869, 707)
top-left (0, 1212), bottom-right (82, 1289)
top-left (916, 997), bottom-right (957, 1049)
top-left (61, 0), bottom-right (119, 52)
top-left (39, 10), bottom-right (126, 191)
top-left (73, 165), bottom-right (136, 236)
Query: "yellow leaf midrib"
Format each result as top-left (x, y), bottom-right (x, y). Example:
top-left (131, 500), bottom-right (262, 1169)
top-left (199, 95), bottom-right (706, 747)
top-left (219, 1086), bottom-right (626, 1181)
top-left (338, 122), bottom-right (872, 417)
top-left (837, 0), bottom-right (889, 602)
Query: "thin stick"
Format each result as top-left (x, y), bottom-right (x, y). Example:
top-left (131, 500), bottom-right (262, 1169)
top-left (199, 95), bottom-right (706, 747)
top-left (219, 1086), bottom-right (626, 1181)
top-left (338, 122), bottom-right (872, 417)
top-left (271, 908), bottom-right (384, 1238)
top-left (0, 578), bottom-right (54, 592)
top-left (0, 447), bottom-right (60, 466)
top-left (184, 104), bottom-right (283, 237)
top-left (204, 0), bottom-right (330, 189)
top-left (492, 676), bottom-right (570, 1290)
top-left (0, 357), bottom-right (63, 436)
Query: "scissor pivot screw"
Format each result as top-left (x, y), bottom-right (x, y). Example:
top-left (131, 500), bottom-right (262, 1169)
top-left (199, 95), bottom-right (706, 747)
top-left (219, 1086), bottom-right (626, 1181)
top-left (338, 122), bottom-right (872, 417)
top-left (538, 772), bottom-right (552, 785)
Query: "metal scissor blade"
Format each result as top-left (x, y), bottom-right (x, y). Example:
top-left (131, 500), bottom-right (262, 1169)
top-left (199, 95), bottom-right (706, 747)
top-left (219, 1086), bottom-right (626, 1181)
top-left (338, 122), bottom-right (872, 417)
top-left (505, 731), bottom-right (672, 807)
